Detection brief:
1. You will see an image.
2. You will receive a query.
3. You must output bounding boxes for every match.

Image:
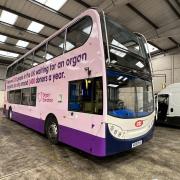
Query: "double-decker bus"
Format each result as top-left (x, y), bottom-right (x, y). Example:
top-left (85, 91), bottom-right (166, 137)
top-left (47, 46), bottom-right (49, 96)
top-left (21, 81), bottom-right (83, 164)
top-left (3, 9), bottom-right (155, 157)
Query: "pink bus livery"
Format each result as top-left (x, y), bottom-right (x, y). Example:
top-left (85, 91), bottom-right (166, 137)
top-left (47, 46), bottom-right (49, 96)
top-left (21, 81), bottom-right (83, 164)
top-left (3, 9), bottom-right (155, 157)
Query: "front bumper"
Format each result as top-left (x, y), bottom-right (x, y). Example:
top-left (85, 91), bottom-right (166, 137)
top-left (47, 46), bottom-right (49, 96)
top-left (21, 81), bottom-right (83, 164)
top-left (106, 124), bottom-right (154, 156)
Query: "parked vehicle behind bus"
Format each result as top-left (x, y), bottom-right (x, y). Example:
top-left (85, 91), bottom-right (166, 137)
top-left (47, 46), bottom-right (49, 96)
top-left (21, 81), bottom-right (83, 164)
top-left (156, 83), bottom-right (180, 126)
top-left (3, 9), bottom-right (155, 157)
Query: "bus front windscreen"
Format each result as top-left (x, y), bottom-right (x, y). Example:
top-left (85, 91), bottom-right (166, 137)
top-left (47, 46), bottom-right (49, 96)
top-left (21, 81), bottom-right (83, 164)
top-left (104, 16), bottom-right (150, 75)
top-left (102, 15), bottom-right (154, 118)
top-left (107, 69), bottom-right (154, 118)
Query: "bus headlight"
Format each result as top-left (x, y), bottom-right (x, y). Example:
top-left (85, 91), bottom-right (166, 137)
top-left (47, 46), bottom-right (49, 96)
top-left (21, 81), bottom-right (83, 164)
top-left (108, 124), bottom-right (124, 139)
top-left (148, 119), bottom-right (154, 129)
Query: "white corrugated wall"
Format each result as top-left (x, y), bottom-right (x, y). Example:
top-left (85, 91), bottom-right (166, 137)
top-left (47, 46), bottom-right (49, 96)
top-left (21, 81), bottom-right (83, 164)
top-left (152, 53), bottom-right (180, 93)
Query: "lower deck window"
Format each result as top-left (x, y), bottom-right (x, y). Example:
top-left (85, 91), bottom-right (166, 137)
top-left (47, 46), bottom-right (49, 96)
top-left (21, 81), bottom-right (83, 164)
top-left (8, 91), bottom-right (15, 104)
top-left (30, 87), bottom-right (37, 106)
top-left (22, 88), bottom-right (30, 105)
top-left (7, 87), bottom-right (37, 106)
top-left (14, 89), bottom-right (21, 104)
top-left (68, 77), bottom-right (103, 115)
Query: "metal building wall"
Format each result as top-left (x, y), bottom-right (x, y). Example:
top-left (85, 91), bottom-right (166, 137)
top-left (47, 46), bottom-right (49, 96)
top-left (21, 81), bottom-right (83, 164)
top-left (152, 53), bottom-right (180, 93)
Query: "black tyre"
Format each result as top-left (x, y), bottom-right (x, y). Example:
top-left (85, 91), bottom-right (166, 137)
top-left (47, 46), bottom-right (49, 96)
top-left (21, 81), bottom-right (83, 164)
top-left (45, 118), bottom-right (59, 144)
top-left (8, 108), bottom-right (12, 120)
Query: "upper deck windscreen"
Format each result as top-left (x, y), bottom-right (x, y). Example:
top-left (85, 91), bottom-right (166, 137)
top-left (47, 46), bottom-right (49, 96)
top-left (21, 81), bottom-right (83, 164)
top-left (102, 15), bottom-right (151, 76)
top-left (106, 17), bottom-right (147, 58)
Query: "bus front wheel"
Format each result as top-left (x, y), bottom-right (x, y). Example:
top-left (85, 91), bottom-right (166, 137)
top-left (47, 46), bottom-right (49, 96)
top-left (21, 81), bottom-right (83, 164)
top-left (45, 118), bottom-right (59, 144)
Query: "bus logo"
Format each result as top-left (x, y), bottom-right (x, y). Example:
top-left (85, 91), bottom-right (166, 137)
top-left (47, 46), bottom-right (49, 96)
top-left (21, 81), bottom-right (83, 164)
top-left (135, 120), bottom-right (143, 127)
top-left (38, 92), bottom-right (53, 103)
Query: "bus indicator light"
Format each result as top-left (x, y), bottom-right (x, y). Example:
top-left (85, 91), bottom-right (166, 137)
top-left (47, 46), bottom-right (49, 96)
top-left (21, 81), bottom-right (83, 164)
top-left (135, 120), bottom-right (143, 127)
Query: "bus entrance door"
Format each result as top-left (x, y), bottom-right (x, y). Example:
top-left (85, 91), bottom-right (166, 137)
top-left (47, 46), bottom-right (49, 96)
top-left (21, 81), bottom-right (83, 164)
top-left (67, 77), bottom-right (104, 155)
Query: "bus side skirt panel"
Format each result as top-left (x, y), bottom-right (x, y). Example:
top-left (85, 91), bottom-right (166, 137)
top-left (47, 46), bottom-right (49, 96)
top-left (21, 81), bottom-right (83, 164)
top-left (5, 110), bottom-right (106, 156)
top-left (11, 111), bottom-right (44, 134)
top-left (59, 125), bottom-right (106, 157)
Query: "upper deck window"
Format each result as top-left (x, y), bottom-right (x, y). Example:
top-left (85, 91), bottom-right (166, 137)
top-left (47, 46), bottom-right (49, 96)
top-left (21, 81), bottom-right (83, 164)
top-left (13, 60), bottom-right (24, 75)
top-left (65, 16), bottom-right (93, 52)
top-left (33, 44), bottom-right (46, 66)
top-left (6, 16), bottom-right (93, 79)
top-left (46, 31), bottom-right (65, 60)
top-left (24, 53), bottom-right (33, 70)
top-left (105, 16), bottom-right (147, 59)
top-left (101, 15), bottom-right (151, 75)
top-left (7, 66), bottom-right (13, 78)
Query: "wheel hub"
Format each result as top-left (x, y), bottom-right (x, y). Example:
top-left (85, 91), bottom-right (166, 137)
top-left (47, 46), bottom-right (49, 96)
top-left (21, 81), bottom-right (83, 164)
top-left (9, 111), bottom-right (12, 119)
top-left (48, 123), bottom-right (58, 139)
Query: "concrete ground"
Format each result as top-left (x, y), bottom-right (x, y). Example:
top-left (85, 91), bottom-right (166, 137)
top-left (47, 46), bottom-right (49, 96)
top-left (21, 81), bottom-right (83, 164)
top-left (0, 112), bottom-right (180, 180)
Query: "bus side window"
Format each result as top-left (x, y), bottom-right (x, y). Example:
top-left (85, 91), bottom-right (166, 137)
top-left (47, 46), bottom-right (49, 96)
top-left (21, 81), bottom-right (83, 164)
top-left (6, 67), bottom-right (11, 78)
top-left (23, 53), bottom-right (33, 71)
top-left (11, 64), bottom-right (17, 76)
top-left (33, 44), bottom-right (46, 66)
top-left (65, 16), bottom-right (92, 52)
top-left (30, 87), bottom-right (37, 106)
top-left (21, 88), bottom-right (30, 105)
top-left (8, 90), bottom-right (15, 104)
top-left (68, 77), bottom-right (103, 115)
top-left (14, 89), bottom-right (21, 104)
top-left (46, 31), bottom-right (65, 60)
top-left (12, 63), bottom-right (18, 76)
top-left (81, 79), bottom-right (93, 113)
top-left (16, 61), bottom-right (24, 74)
top-left (69, 81), bottom-right (81, 112)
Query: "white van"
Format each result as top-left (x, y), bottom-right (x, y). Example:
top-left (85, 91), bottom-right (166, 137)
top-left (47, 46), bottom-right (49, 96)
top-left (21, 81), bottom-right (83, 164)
top-left (157, 83), bottom-right (180, 126)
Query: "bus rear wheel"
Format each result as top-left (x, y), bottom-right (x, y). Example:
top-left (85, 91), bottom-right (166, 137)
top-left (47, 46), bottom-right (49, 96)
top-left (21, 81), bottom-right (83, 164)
top-left (46, 118), bottom-right (59, 144)
top-left (8, 108), bottom-right (12, 120)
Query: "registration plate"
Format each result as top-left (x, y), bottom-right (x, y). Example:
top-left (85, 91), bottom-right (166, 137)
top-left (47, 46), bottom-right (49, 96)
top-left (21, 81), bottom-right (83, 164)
top-left (132, 140), bottom-right (142, 148)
